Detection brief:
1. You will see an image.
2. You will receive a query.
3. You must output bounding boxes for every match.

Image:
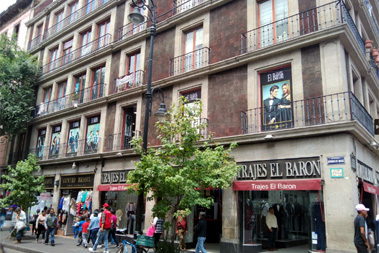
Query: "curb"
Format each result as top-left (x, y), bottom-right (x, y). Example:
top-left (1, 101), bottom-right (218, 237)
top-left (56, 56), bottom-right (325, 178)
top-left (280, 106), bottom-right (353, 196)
top-left (1, 242), bottom-right (42, 253)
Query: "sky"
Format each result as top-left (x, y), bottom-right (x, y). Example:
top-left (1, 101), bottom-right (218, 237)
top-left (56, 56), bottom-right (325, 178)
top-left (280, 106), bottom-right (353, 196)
top-left (0, 0), bottom-right (18, 14)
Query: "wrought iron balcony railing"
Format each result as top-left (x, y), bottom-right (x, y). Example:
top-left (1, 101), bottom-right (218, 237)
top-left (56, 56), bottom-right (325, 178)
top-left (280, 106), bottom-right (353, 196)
top-left (43, 0), bottom-right (109, 41)
top-left (41, 34), bottom-right (111, 75)
top-left (241, 1), bottom-right (365, 56)
top-left (27, 35), bottom-right (42, 51)
top-left (34, 83), bottom-right (105, 118)
top-left (169, 47), bottom-right (210, 76)
top-left (110, 70), bottom-right (144, 94)
top-left (172, 0), bottom-right (205, 14)
top-left (241, 92), bottom-right (374, 136)
top-left (116, 21), bottom-right (147, 41)
top-left (105, 131), bottom-right (141, 152)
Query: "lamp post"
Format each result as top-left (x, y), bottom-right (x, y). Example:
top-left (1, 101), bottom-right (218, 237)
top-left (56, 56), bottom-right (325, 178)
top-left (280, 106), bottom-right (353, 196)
top-left (128, 0), bottom-right (167, 233)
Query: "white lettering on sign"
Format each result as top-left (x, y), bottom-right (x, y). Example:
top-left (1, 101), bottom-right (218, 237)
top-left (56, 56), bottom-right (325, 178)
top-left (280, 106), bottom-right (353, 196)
top-left (251, 184), bottom-right (269, 190)
top-left (109, 185), bottom-right (127, 191)
top-left (366, 185), bottom-right (376, 194)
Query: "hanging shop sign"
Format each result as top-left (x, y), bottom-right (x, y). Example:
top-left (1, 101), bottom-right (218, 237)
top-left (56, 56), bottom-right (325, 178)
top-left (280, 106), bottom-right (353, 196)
top-left (97, 184), bottom-right (132, 192)
top-left (237, 157), bottom-right (321, 180)
top-left (60, 174), bottom-right (94, 189)
top-left (363, 181), bottom-right (379, 195)
top-left (101, 171), bottom-right (128, 184)
top-left (357, 160), bottom-right (374, 184)
top-left (44, 177), bottom-right (55, 189)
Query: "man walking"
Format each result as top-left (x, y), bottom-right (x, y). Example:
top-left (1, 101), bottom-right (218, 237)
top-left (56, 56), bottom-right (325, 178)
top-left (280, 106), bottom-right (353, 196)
top-left (194, 212), bottom-right (207, 253)
top-left (354, 204), bottom-right (370, 253)
top-left (14, 207), bottom-right (26, 244)
top-left (266, 207), bottom-right (278, 251)
top-left (44, 208), bottom-right (58, 246)
top-left (89, 203), bottom-right (112, 253)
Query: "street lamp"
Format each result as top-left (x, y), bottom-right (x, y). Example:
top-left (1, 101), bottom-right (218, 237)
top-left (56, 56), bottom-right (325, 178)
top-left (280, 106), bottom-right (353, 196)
top-left (128, 0), bottom-right (167, 233)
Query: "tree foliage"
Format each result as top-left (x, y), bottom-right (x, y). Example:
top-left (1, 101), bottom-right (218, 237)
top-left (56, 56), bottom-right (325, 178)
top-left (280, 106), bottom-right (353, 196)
top-left (0, 34), bottom-right (40, 136)
top-left (0, 154), bottom-right (45, 209)
top-left (128, 97), bottom-right (241, 221)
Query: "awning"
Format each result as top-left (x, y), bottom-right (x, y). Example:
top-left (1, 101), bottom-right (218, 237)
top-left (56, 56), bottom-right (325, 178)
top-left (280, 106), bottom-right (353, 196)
top-left (363, 181), bottom-right (379, 195)
top-left (233, 179), bottom-right (322, 191)
top-left (97, 184), bottom-right (131, 192)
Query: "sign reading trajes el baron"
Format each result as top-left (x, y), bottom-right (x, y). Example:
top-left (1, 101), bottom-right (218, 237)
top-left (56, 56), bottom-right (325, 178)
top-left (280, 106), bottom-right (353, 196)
top-left (234, 157), bottom-right (322, 191)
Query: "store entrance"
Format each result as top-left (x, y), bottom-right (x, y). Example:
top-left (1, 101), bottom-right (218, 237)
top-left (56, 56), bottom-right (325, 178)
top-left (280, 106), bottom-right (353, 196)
top-left (242, 190), bottom-right (325, 251)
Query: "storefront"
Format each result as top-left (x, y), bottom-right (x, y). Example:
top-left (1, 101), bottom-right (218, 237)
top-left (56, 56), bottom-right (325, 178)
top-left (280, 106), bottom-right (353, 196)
top-left (57, 173), bottom-right (94, 235)
top-left (234, 157), bottom-right (325, 253)
top-left (97, 170), bottom-right (139, 234)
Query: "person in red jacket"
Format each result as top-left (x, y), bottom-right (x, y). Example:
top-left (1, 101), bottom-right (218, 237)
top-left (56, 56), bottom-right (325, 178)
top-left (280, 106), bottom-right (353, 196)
top-left (89, 203), bottom-right (112, 253)
top-left (82, 218), bottom-right (90, 248)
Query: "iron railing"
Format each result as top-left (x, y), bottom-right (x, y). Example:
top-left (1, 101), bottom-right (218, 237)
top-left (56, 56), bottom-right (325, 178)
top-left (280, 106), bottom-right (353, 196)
top-left (34, 95), bottom-right (73, 117)
top-left (41, 34), bottom-right (111, 75)
top-left (111, 70), bottom-right (145, 94)
top-left (28, 147), bottom-right (46, 160)
top-left (241, 1), bottom-right (365, 56)
top-left (172, 0), bottom-right (205, 14)
top-left (171, 118), bottom-right (209, 142)
top-left (105, 131), bottom-right (141, 152)
top-left (169, 47), bottom-right (210, 76)
top-left (369, 54), bottom-right (379, 80)
top-left (27, 35), bottom-right (42, 51)
top-left (241, 91), bottom-right (374, 136)
top-left (43, 0), bottom-right (109, 41)
top-left (116, 21), bottom-right (147, 41)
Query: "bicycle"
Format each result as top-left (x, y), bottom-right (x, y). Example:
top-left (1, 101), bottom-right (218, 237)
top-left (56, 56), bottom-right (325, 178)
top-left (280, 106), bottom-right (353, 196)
top-left (115, 239), bottom-right (149, 253)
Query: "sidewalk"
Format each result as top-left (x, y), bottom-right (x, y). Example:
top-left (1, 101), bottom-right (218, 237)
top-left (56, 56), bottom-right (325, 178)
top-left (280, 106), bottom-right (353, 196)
top-left (0, 229), bottom-right (129, 253)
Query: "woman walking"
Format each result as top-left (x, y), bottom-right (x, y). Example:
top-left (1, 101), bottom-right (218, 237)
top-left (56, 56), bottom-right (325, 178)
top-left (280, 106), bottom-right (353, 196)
top-left (36, 210), bottom-right (47, 242)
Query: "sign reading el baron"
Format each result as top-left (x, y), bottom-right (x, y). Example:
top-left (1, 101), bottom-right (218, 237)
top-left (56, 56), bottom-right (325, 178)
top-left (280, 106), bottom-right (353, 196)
top-left (237, 157), bottom-right (321, 180)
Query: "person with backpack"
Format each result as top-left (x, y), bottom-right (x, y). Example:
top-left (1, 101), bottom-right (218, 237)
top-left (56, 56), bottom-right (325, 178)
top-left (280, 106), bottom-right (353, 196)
top-left (176, 210), bottom-right (188, 251)
top-left (89, 203), bottom-right (112, 253)
top-left (44, 208), bottom-right (58, 246)
top-left (152, 216), bottom-right (164, 249)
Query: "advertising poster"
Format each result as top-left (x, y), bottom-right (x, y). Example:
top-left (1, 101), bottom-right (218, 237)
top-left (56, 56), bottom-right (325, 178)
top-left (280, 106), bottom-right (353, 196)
top-left (260, 65), bottom-right (293, 131)
top-left (49, 125), bottom-right (61, 157)
top-left (85, 116), bottom-right (100, 153)
top-left (67, 121), bottom-right (80, 156)
top-left (36, 129), bottom-right (46, 159)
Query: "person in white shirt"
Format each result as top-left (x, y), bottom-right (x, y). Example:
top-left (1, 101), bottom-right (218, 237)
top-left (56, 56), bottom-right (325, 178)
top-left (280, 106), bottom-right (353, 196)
top-left (14, 207), bottom-right (26, 244)
top-left (266, 207), bottom-right (278, 251)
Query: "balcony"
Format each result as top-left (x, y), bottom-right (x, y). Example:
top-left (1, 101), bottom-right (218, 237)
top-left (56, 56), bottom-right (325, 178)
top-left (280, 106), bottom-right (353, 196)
top-left (41, 34), bottom-right (111, 75)
top-left (34, 83), bottom-right (105, 118)
top-left (27, 35), bottom-right (42, 51)
top-left (105, 131), bottom-right (141, 152)
top-left (29, 138), bottom-right (102, 161)
top-left (241, 92), bottom-right (374, 137)
top-left (172, 0), bottom-right (206, 14)
top-left (110, 70), bottom-right (145, 95)
top-left (116, 21), bottom-right (147, 41)
top-left (241, 1), bottom-right (365, 57)
top-left (169, 47), bottom-right (210, 76)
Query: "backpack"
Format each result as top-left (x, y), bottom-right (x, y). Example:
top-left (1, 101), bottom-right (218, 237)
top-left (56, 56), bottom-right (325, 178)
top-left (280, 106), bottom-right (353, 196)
top-left (99, 210), bottom-right (112, 229)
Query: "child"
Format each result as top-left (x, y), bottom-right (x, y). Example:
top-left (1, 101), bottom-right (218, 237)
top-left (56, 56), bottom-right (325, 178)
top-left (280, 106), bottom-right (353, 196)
top-left (81, 217), bottom-right (90, 248)
top-left (76, 216), bottom-right (85, 246)
top-left (73, 217), bottom-right (80, 239)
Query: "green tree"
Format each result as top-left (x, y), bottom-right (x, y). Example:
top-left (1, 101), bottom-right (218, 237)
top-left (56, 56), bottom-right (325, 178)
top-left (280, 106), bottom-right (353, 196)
top-left (128, 97), bottom-right (240, 233)
top-left (0, 154), bottom-right (45, 209)
top-left (0, 34), bottom-right (40, 137)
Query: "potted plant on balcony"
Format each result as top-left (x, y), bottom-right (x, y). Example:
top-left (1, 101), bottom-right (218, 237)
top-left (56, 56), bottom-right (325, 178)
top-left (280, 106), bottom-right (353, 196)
top-left (372, 48), bottom-right (379, 57)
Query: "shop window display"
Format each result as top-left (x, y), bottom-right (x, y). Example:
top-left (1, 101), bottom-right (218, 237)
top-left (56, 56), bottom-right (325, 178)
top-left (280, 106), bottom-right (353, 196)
top-left (242, 190), bottom-right (325, 251)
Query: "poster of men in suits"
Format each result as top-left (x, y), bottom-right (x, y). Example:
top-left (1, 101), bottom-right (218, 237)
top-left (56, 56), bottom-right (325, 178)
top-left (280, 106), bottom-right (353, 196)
top-left (260, 66), bottom-right (293, 131)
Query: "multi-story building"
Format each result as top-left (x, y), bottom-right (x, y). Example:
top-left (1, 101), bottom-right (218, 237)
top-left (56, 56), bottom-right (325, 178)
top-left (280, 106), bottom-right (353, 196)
top-left (0, 0), bottom-right (35, 198)
top-left (9, 0), bottom-right (379, 252)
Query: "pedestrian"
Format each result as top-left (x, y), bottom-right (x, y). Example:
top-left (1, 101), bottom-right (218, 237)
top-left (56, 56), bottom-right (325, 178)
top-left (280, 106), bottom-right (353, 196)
top-left (44, 208), bottom-right (58, 246)
top-left (109, 209), bottom-right (119, 247)
top-left (194, 211), bottom-right (207, 253)
top-left (31, 209), bottom-right (40, 235)
top-left (89, 203), bottom-right (112, 253)
top-left (354, 204), bottom-right (370, 253)
top-left (0, 208), bottom-right (6, 231)
top-left (266, 207), bottom-right (278, 251)
top-left (88, 210), bottom-right (100, 245)
top-left (77, 216), bottom-right (85, 246)
top-left (82, 217), bottom-right (91, 248)
top-left (36, 209), bottom-right (47, 243)
top-left (13, 207), bottom-right (26, 244)
top-left (176, 210), bottom-right (188, 251)
top-left (152, 216), bottom-right (164, 249)
top-left (73, 216), bottom-right (80, 238)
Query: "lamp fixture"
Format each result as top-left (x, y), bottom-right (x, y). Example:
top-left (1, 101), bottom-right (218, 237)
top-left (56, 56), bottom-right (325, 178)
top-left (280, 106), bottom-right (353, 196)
top-left (128, 7), bottom-right (145, 25)
top-left (116, 152), bottom-right (123, 157)
top-left (54, 180), bottom-right (59, 187)
top-left (370, 141), bottom-right (378, 149)
top-left (72, 162), bottom-right (77, 170)
top-left (264, 134), bottom-right (274, 140)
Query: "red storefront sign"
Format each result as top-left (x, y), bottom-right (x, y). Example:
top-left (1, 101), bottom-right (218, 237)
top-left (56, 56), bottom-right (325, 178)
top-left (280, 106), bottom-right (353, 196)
top-left (97, 184), bottom-right (132, 192)
top-left (363, 181), bottom-right (379, 195)
top-left (233, 179), bottom-right (322, 191)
